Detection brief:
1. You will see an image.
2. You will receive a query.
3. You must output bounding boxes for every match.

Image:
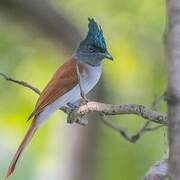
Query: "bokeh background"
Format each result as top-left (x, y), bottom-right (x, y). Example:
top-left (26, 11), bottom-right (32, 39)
top-left (0, 0), bottom-right (166, 179)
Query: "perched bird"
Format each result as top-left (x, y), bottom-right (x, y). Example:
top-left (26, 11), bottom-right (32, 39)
top-left (5, 18), bottom-right (113, 179)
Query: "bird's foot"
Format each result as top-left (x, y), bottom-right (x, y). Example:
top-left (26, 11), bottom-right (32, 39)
top-left (66, 103), bottom-right (88, 125)
top-left (66, 103), bottom-right (78, 124)
top-left (67, 111), bottom-right (88, 125)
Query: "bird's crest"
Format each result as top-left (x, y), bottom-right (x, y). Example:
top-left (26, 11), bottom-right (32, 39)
top-left (83, 18), bottom-right (106, 50)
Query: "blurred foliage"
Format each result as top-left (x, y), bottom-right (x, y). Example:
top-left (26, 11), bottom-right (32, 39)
top-left (0, 0), bottom-right (166, 180)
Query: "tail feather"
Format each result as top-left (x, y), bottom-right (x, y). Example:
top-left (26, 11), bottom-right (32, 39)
top-left (4, 120), bottom-right (38, 180)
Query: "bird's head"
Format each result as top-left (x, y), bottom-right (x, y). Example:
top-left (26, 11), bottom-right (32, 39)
top-left (75, 18), bottom-right (113, 66)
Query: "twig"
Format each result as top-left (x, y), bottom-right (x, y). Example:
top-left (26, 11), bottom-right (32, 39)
top-left (100, 114), bottom-right (163, 143)
top-left (0, 72), bottom-right (40, 95)
top-left (152, 93), bottom-right (165, 111)
top-left (144, 125), bottom-right (165, 131)
top-left (136, 92), bottom-right (166, 141)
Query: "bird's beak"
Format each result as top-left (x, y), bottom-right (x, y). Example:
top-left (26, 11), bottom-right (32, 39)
top-left (103, 51), bottom-right (113, 61)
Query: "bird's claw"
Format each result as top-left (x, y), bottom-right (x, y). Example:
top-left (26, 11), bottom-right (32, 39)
top-left (67, 110), bottom-right (88, 125)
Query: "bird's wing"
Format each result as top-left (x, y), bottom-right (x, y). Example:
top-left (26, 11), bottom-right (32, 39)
top-left (28, 58), bottom-right (83, 120)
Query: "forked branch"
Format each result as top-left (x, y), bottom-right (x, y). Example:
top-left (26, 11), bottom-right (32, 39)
top-left (0, 72), bottom-right (167, 142)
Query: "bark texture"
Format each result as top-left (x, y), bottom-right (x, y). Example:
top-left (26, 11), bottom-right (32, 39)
top-left (166, 0), bottom-right (180, 179)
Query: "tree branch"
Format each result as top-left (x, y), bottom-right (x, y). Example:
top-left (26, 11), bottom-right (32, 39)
top-left (100, 114), bottom-right (164, 143)
top-left (0, 72), bottom-right (167, 142)
top-left (151, 93), bottom-right (165, 111)
top-left (76, 102), bottom-right (167, 125)
top-left (0, 72), bottom-right (40, 95)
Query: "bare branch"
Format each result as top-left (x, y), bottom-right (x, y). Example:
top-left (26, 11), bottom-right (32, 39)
top-left (100, 114), bottom-right (164, 143)
top-left (77, 102), bottom-right (167, 125)
top-left (137, 92), bottom-right (166, 141)
top-left (151, 93), bottom-right (165, 111)
top-left (0, 72), bottom-right (168, 142)
top-left (0, 72), bottom-right (40, 95)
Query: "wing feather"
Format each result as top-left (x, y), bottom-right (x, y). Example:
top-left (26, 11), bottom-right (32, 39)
top-left (28, 58), bottom-right (82, 120)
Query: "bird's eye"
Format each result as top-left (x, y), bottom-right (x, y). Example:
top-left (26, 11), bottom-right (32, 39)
top-left (88, 45), bottom-right (94, 52)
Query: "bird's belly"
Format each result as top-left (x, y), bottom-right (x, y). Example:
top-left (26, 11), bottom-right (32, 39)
top-left (36, 65), bottom-right (101, 125)
top-left (36, 87), bottom-right (80, 125)
top-left (54, 64), bottom-right (102, 107)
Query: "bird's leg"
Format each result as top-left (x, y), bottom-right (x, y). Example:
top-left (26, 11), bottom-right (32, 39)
top-left (66, 102), bottom-right (78, 111)
top-left (76, 64), bottom-right (89, 103)
top-left (65, 103), bottom-right (78, 124)
top-left (80, 91), bottom-right (89, 102)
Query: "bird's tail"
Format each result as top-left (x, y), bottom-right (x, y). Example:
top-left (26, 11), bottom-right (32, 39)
top-left (4, 120), bottom-right (38, 180)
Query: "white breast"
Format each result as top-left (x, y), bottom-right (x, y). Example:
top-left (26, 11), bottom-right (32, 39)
top-left (37, 64), bottom-right (102, 125)
top-left (80, 64), bottom-right (102, 95)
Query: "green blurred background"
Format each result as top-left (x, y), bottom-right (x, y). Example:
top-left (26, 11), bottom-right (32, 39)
top-left (0, 0), bottom-right (167, 179)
